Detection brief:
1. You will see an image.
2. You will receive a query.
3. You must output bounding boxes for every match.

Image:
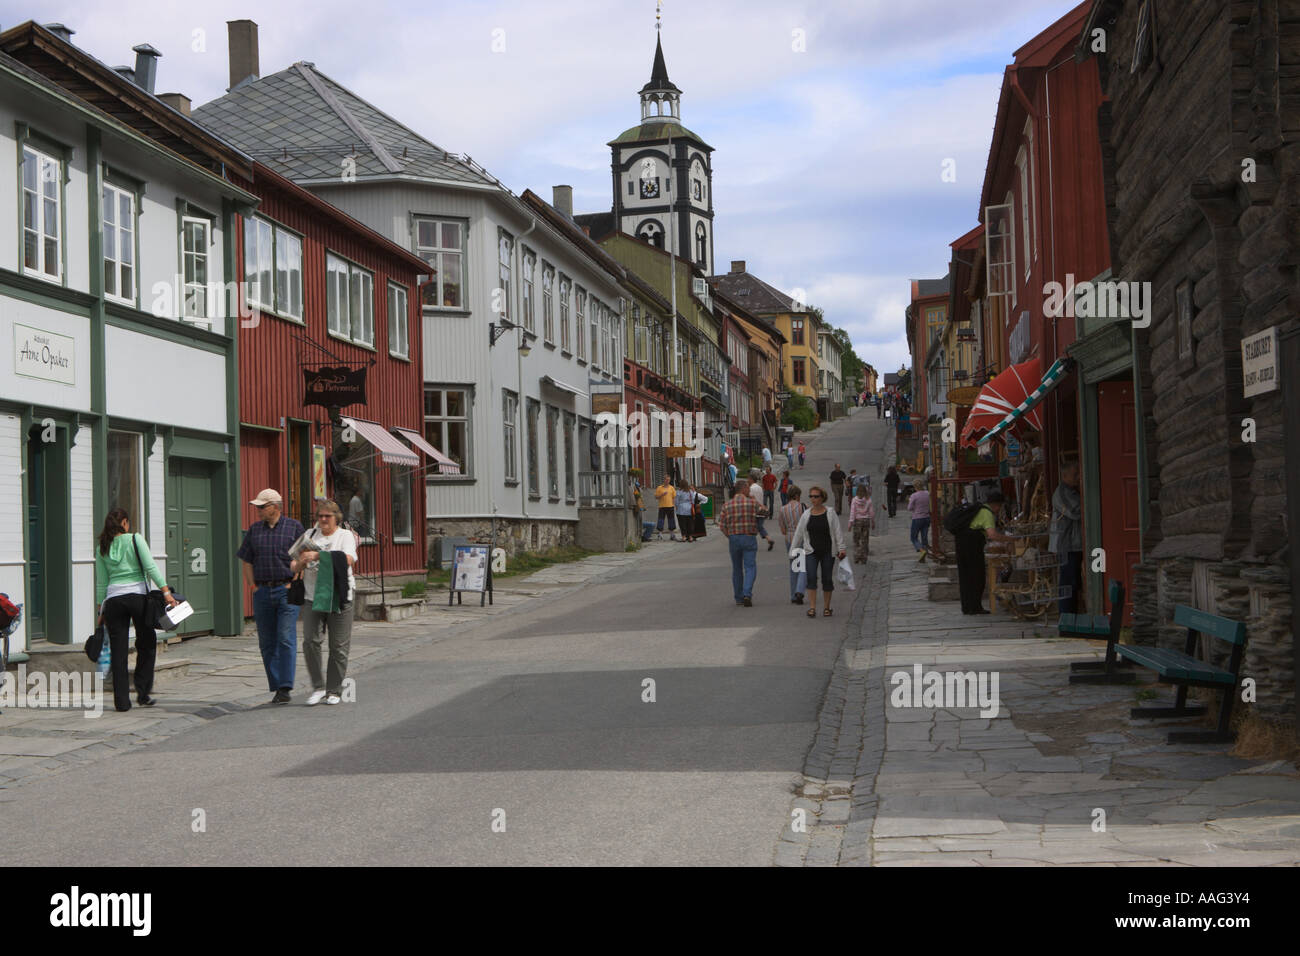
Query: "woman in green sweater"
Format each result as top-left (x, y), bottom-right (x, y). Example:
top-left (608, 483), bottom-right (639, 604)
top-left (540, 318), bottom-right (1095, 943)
top-left (94, 508), bottom-right (177, 712)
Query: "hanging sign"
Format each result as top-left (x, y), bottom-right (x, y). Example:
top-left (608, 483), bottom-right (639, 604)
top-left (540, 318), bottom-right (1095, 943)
top-left (312, 445), bottom-right (327, 499)
top-left (14, 323), bottom-right (74, 385)
top-left (303, 365), bottom-right (367, 408)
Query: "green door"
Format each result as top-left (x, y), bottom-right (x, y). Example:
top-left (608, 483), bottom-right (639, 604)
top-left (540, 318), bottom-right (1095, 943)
top-left (25, 425), bottom-right (71, 643)
top-left (165, 458), bottom-right (215, 635)
top-left (25, 430), bottom-right (45, 642)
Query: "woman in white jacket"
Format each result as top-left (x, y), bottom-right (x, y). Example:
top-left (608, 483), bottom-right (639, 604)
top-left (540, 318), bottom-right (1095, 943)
top-left (789, 485), bottom-right (846, 617)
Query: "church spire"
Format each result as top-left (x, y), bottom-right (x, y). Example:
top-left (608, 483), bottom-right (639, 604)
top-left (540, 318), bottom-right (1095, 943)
top-left (640, 8), bottom-right (681, 123)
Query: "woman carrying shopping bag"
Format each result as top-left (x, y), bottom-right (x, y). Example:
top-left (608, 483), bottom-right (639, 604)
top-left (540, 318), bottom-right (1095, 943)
top-left (789, 485), bottom-right (846, 618)
top-left (289, 499), bottom-right (358, 706)
top-left (94, 508), bottom-right (178, 712)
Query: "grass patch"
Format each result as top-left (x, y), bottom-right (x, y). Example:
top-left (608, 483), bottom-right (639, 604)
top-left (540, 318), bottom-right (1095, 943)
top-left (1231, 711), bottom-right (1300, 763)
top-left (426, 544), bottom-right (599, 590)
top-left (401, 580), bottom-right (427, 599)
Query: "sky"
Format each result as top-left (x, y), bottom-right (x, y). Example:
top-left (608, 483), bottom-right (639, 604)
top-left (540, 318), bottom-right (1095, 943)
top-left (5, 0), bottom-right (1086, 377)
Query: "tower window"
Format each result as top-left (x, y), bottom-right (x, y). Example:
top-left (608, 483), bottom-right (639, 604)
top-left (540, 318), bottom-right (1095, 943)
top-left (695, 223), bottom-right (707, 266)
top-left (628, 180), bottom-right (634, 196)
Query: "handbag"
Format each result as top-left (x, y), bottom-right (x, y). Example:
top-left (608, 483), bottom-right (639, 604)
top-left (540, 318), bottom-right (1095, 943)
top-left (287, 577), bottom-right (306, 605)
top-left (130, 533), bottom-right (186, 631)
top-left (84, 624), bottom-right (106, 663)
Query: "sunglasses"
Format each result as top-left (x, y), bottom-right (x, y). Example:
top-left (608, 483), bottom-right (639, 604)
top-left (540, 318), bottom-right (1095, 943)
top-left (810, 493), bottom-right (824, 499)
top-left (317, 514), bottom-right (338, 520)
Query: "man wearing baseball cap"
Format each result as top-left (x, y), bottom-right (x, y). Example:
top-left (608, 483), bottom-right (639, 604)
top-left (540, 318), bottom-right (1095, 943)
top-left (237, 489), bottom-right (306, 704)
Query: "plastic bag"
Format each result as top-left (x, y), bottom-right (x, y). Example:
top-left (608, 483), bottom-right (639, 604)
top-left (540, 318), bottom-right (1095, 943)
top-left (97, 628), bottom-right (111, 678)
top-left (835, 556), bottom-right (856, 591)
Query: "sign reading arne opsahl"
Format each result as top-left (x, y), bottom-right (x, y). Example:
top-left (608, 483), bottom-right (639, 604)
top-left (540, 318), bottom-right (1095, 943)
top-left (14, 323), bottom-right (74, 385)
top-left (303, 365), bottom-right (367, 408)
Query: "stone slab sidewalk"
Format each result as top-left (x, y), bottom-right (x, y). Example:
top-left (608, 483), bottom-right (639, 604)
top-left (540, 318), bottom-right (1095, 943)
top-left (0, 548), bottom-right (663, 790)
top-left (779, 513), bottom-right (1300, 866)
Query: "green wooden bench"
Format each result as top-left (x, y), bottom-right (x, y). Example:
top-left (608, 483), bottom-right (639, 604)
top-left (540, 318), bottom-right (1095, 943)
top-left (1117, 605), bottom-right (1248, 744)
top-left (1067, 580), bottom-right (1136, 685)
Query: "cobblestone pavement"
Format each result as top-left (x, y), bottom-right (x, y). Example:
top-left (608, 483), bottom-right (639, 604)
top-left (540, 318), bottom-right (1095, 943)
top-left (778, 508), bottom-right (1300, 866)
top-left (0, 549), bottom-right (663, 790)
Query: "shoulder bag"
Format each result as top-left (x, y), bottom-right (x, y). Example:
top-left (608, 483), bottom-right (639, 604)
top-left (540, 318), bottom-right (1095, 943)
top-left (131, 533), bottom-right (186, 631)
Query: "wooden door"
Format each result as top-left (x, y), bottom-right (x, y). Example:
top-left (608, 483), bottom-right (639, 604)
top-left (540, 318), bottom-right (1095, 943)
top-left (1097, 380), bottom-right (1139, 624)
top-left (166, 458), bottom-right (215, 635)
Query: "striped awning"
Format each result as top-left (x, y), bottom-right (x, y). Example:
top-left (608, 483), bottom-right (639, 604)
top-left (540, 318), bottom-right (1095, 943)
top-left (979, 357), bottom-right (1072, 445)
top-left (341, 418), bottom-right (419, 466)
top-left (396, 428), bottom-right (462, 475)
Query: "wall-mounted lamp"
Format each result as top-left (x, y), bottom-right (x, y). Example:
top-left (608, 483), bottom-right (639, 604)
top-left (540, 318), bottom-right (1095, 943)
top-left (489, 317), bottom-right (532, 356)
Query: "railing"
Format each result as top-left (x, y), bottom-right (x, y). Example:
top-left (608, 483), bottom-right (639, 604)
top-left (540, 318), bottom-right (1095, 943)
top-left (579, 471), bottom-right (628, 508)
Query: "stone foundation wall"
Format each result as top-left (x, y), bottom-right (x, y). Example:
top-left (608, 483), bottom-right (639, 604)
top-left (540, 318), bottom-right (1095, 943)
top-left (426, 517), bottom-right (577, 561)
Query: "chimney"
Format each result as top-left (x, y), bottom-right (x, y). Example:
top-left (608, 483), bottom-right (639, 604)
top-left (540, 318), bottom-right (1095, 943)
top-left (42, 23), bottom-right (75, 43)
top-left (552, 185), bottom-right (573, 219)
top-left (113, 65), bottom-right (135, 83)
top-left (730, 260), bottom-right (746, 274)
top-left (228, 20), bottom-right (260, 90)
top-left (132, 43), bottom-right (161, 94)
top-left (158, 93), bottom-right (191, 116)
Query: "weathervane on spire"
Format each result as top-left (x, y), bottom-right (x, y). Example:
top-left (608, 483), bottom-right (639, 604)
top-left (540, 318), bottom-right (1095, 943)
top-left (656, 1), bottom-right (662, 33)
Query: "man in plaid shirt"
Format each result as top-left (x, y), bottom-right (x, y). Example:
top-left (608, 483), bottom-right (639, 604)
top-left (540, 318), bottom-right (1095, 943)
top-left (719, 478), bottom-right (760, 606)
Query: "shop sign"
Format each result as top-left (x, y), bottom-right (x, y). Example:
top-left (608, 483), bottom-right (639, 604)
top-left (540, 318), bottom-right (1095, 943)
top-left (14, 323), bottom-right (74, 385)
top-left (303, 366), bottom-right (367, 408)
top-left (1242, 326), bottom-right (1279, 397)
top-left (312, 445), bottom-right (327, 498)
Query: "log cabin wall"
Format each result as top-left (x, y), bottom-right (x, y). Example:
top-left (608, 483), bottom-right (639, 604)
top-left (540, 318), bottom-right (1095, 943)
top-left (1092, 0), bottom-right (1298, 722)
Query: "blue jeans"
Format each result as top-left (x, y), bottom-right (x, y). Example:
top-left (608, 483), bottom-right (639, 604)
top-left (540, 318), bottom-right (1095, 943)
top-left (728, 534), bottom-right (758, 602)
top-left (253, 584), bottom-right (300, 691)
top-left (756, 516), bottom-right (770, 540)
top-left (785, 537), bottom-right (807, 599)
top-left (910, 516), bottom-right (931, 552)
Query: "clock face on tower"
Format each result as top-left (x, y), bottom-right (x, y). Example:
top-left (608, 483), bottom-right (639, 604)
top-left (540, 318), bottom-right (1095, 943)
top-left (639, 177), bottom-right (660, 199)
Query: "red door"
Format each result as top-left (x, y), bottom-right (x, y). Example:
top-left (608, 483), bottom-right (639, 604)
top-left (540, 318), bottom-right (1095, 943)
top-left (239, 429), bottom-right (279, 617)
top-left (1096, 381), bottom-right (1139, 624)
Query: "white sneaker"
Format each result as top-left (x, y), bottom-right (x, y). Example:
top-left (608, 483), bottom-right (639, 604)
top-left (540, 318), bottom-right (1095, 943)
top-left (306, 690), bottom-right (327, 706)
top-left (325, 694), bottom-right (341, 705)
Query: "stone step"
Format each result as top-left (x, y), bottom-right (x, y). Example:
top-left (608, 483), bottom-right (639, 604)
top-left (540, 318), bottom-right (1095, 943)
top-left (354, 597), bottom-right (426, 623)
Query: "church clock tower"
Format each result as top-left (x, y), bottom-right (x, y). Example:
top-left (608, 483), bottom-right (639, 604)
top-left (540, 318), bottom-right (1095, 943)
top-left (609, 33), bottom-right (715, 275)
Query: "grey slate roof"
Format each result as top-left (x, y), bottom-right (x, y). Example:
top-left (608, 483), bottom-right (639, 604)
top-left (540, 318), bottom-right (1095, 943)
top-left (573, 211), bottom-right (615, 241)
top-left (191, 61), bottom-right (495, 187)
top-left (708, 269), bottom-right (805, 314)
top-left (915, 274), bottom-right (951, 297)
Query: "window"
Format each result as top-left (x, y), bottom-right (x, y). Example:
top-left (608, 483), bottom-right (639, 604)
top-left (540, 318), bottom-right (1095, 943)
top-left (562, 411), bottom-right (576, 501)
top-left (695, 222), bottom-right (707, 266)
top-left (590, 298), bottom-right (601, 369)
top-left (526, 397), bottom-right (540, 498)
top-left (502, 389), bottom-right (519, 482)
top-left (336, 447), bottom-right (376, 540)
top-left (521, 248), bottom-right (536, 332)
top-left (387, 282), bottom-right (409, 358)
top-left (391, 465), bottom-right (413, 542)
top-left (425, 386), bottom-right (471, 476)
top-left (634, 308), bottom-right (650, 364)
top-left (21, 145), bottom-right (61, 281)
top-left (546, 405), bottom-right (560, 499)
top-left (575, 289), bottom-right (587, 360)
top-left (415, 218), bottom-right (464, 309)
top-left (1016, 147), bottom-right (1031, 280)
top-left (106, 430), bottom-right (143, 524)
top-left (326, 253), bottom-right (374, 347)
top-left (792, 318), bottom-right (805, 346)
top-left (793, 357), bottom-right (807, 386)
top-left (103, 182), bottom-right (136, 304)
top-left (244, 217), bottom-right (302, 319)
top-left (693, 179), bottom-right (702, 201)
top-left (497, 231), bottom-right (513, 320)
top-left (559, 276), bottom-right (572, 352)
top-left (542, 265), bottom-right (555, 343)
top-left (181, 216), bottom-right (211, 320)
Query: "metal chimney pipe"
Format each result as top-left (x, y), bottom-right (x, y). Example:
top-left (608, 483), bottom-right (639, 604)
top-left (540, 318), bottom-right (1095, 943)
top-left (132, 43), bottom-right (161, 93)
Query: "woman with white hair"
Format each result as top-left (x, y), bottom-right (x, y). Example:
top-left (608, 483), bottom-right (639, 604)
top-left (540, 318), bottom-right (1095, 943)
top-left (289, 499), bottom-right (358, 705)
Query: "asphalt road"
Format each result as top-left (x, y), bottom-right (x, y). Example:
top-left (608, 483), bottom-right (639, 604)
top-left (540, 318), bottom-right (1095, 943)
top-left (1, 409), bottom-right (891, 866)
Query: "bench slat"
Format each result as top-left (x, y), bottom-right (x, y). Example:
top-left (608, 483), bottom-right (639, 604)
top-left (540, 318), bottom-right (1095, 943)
top-left (1115, 645), bottom-right (1236, 684)
top-left (1173, 605), bottom-right (1247, 645)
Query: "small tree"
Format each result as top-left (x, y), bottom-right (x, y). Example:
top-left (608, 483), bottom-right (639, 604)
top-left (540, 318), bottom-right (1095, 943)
top-left (783, 393), bottom-right (816, 431)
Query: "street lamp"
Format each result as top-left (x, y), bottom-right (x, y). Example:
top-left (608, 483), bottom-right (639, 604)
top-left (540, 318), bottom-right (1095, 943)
top-left (488, 317), bottom-right (531, 355)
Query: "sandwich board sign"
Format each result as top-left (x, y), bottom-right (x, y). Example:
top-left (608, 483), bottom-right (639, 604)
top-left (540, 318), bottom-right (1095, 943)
top-left (449, 545), bottom-right (493, 606)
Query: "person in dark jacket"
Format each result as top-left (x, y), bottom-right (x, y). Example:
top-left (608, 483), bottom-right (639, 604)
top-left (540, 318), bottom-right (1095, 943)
top-left (955, 491), bottom-right (1012, 614)
top-left (884, 466), bottom-right (901, 517)
top-left (289, 499), bottom-right (358, 706)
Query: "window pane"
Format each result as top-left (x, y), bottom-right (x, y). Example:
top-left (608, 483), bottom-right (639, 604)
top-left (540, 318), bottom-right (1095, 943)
top-left (445, 389), bottom-right (465, 417)
top-left (442, 253), bottom-right (461, 307)
top-left (106, 431), bottom-right (143, 521)
top-left (442, 222), bottom-right (460, 248)
top-left (446, 421), bottom-right (466, 470)
top-left (417, 220), bottom-right (437, 248)
top-left (425, 389), bottom-right (442, 417)
top-left (391, 466), bottom-right (412, 540)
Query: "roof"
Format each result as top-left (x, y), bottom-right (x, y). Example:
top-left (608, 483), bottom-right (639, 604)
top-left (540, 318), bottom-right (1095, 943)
top-left (574, 211), bottom-right (615, 241)
top-left (519, 189), bottom-right (627, 283)
top-left (0, 21), bottom-right (255, 181)
top-left (609, 121), bottom-right (712, 148)
top-left (640, 35), bottom-right (680, 94)
top-left (708, 270), bottom-right (807, 315)
top-left (914, 275), bottom-right (951, 298)
top-left (709, 283), bottom-right (786, 344)
top-left (192, 61), bottom-right (496, 188)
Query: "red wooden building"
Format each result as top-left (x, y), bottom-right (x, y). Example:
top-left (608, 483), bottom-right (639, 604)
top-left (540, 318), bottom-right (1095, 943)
top-left (233, 163), bottom-right (432, 612)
